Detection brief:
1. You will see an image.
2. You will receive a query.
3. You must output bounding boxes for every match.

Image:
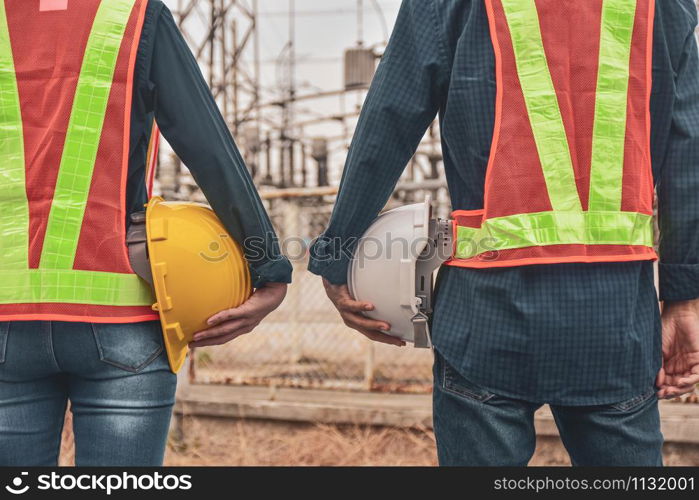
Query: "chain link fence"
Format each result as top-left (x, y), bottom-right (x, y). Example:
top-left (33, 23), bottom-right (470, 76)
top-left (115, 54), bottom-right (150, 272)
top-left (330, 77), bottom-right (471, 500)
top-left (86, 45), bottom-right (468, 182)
top-left (189, 184), bottom-right (451, 393)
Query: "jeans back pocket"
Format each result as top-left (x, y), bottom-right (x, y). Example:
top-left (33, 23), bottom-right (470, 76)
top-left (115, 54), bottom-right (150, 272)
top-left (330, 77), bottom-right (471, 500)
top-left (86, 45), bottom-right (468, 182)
top-left (0, 322), bottom-right (8, 364)
top-left (440, 354), bottom-right (496, 403)
top-left (91, 321), bottom-right (164, 373)
top-left (609, 388), bottom-right (657, 413)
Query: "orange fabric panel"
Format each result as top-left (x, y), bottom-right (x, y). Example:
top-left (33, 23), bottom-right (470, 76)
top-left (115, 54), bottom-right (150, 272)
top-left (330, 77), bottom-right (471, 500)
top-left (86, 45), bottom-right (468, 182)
top-left (484, 0), bottom-right (553, 219)
top-left (74, 0), bottom-right (148, 273)
top-left (7, 0), bottom-right (100, 269)
top-left (146, 121), bottom-right (160, 197)
top-left (8, 0), bottom-right (146, 274)
top-left (0, 303), bottom-right (158, 323)
top-left (446, 245), bottom-right (658, 269)
top-left (534, 0), bottom-right (603, 211)
top-left (621, 0), bottom-right (655, 215)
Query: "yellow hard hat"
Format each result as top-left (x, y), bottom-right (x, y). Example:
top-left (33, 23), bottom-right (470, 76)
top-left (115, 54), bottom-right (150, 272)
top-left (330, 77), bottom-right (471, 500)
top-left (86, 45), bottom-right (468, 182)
top-left (128, 197), bottom-right (252, 373)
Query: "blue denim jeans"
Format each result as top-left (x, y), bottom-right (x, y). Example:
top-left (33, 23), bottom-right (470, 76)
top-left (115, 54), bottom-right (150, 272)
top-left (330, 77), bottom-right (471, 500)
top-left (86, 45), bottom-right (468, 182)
top-left (433, 351), bottom-right (664, 466)
top-left (0, 321), bottom-right (177, 466)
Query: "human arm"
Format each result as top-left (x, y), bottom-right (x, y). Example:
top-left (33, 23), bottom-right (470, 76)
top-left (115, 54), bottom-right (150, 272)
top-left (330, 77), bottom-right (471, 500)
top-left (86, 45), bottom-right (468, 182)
top-left (307, 0), bottom-right (451, 343)
top-left (148, 6), bottom-right (290, 344)
top-left (655, 0), bottom-right (699, 397)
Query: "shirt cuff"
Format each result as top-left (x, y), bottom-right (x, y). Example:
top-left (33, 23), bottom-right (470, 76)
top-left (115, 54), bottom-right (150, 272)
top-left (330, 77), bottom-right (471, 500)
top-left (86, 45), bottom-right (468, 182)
top-left (250, 258), bottom-right (293, 288)
top-left (659, 263), bottom-right (699, 302)
top-left (307, 235), bottom-right (352, 285)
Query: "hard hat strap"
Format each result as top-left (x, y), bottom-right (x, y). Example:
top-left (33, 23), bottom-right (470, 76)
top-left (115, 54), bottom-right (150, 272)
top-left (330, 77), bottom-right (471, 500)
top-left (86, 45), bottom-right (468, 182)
top-left (126, 212), bottom-right (154, 286)
top-left (412, 218), bottom-right (453, 349)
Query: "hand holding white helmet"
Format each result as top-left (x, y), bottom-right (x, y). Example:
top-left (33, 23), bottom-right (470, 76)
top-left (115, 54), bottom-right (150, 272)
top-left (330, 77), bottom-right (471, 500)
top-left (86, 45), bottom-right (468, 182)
top-left (347, 196), bottom-right (453, 348)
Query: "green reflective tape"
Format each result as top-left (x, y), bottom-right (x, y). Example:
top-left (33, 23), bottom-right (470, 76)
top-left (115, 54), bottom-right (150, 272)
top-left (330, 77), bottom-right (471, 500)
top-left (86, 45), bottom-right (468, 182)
top-left (0, 269), bottom-right (153, 306)
top-left (588, 0), bottom-right (637, 211)
top-left (41, 0), bottom-right (136, 269)
top-left (454, 210), bottom-right (654, 259)
top-left (501, 0), bottom-right (582, 213)
top-left (0, 3), bottom-right (28, 270)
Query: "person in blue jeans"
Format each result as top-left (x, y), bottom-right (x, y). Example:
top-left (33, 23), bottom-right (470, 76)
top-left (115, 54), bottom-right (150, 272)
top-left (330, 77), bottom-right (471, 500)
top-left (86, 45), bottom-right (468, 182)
top-left (310, 0), bottom-right (699, 466)
top-left (0, 322), bottom-right (175, 466)
top-left (0, 0), bottom-right (290, 466)
top-left (432, 352), bottom-right (663, 466)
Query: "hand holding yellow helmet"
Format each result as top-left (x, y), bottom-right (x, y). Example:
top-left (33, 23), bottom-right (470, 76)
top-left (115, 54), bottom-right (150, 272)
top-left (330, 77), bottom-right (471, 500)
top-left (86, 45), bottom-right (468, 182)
top-left (128, 197), bottom-right (252, 373)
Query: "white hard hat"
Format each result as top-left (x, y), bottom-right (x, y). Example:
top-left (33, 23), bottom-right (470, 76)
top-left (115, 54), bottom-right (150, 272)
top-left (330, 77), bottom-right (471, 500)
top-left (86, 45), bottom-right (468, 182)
top-left (348, 197), bottom-right (452, 348)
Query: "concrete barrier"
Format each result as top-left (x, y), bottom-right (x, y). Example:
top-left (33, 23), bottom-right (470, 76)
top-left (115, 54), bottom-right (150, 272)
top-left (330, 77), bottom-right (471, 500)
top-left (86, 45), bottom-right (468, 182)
top-left (175, 384), bottom-right (699, 444)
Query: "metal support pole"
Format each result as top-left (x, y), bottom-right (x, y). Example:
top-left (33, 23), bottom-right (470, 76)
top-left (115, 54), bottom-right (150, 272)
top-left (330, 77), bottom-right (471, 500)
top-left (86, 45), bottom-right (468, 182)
top-left (357, 0), bottom-right (364, 46)
top-left (317, 158), bottom-right (328, 187)
top-left (301, 140), bottom-right (308, 188)
top-left (288, 136), bottom-right (295, 187)
top-left (264, 133), bottom-right (273, 185)
top-left (231, 19), bottom-right (239, 133)
top-left (220, 0), bottom-right (229, 124)
top-left (287, 0), bottom-right (296, 187)
top-left (364, 341), bottom-right (375, 391)
top-left (253, 0), bottom-right (261, 173)
top-left (279, 131), bottom-right (287, 187)
top-left (208, 0), bottom-right (216, 90)
top-left (283, 201), bottom-right (303, 364)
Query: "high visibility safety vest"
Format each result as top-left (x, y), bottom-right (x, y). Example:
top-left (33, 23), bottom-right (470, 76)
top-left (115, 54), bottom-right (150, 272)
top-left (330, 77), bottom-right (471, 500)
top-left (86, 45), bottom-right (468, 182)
top-left (447, 0), bottom-right (658, 269)
top-left (0, 0), bottom-right (158, 323)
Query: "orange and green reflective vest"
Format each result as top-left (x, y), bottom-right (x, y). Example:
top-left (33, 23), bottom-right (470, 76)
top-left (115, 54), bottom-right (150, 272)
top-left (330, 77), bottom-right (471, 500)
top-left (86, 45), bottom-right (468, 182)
top-left (0, 0), bottom-right (157, 322)
top-left (447, 0), bottom-right (658, 269)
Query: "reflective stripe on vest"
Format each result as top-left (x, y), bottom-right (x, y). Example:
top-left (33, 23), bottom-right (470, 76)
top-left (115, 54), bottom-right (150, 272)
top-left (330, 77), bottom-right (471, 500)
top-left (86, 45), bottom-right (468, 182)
top-left (455, 211), bottom-right (654, 259)
top-left (453, 0), bottom-right (655, 262)
top-left (589, 0), bottom-right (637, 212)
top-left (0, 0), bottom-right (153, 307)
top-left (0, 4), bottom-right (28, 270)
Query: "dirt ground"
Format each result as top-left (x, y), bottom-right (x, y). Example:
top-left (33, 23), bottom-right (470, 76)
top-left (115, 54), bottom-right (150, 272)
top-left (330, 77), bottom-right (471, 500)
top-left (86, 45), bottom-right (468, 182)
top-left (161, 415), bottom-right (699, 467)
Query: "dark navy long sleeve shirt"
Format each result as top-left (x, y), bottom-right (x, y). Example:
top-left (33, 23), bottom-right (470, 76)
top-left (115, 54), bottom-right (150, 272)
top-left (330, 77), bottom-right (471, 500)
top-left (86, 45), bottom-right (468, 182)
top-left (127, 1), bottom-right (292, 287)
top-left (309, 0), bottom-right (699, 405)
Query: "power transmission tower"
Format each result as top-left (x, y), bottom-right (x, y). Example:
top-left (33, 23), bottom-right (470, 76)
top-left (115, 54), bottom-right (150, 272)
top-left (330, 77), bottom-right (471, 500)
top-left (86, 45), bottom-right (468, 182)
top-left (168, 1), bottom-right (442, 193)
top-left (174, 0), bottom-right (263, 178)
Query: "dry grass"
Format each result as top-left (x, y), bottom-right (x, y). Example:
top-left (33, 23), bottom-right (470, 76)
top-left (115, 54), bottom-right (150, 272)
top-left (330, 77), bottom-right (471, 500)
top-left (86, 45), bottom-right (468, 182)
top-left (165, 417), bottom-right (438, 466)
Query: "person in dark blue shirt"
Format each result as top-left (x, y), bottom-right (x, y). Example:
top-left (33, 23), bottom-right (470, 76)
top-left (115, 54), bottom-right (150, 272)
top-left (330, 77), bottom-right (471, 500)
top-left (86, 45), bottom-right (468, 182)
top-left (309, 0), bottom-right (699, 466)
